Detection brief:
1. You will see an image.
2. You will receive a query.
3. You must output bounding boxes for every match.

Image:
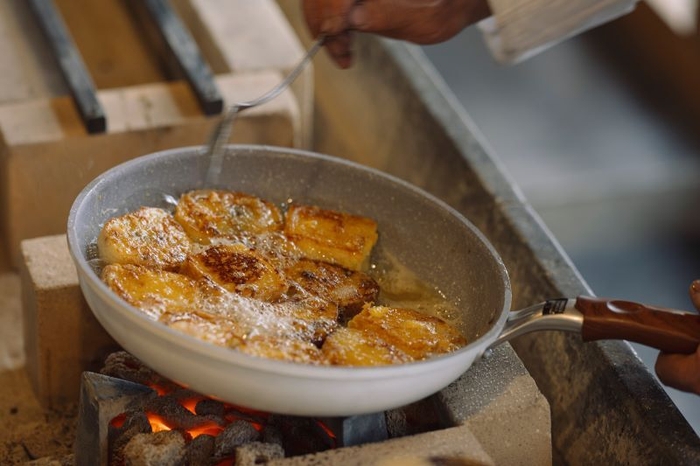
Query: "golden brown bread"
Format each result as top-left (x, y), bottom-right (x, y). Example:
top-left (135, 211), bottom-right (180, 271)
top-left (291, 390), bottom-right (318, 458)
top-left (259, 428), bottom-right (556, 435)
top-left (182, 243), bottom-right (287, 302)
top-left (234, 335), bottom-right (325, 365)
top-left (174, 190), bottom-right (283, 244)
top-left (98, 207), bottom-right (191, 270)
top-left (284, 258), bottom-right (379, 320)
top-left (284, 204), bottom-right (378, 271)
top-left (97, 189), bottom-right (466, 366)
top-left (161, 311), bottom-right (246, 347)
top-left (101, 263), bottom-right (207, 319)
top-left (347, 305), bottom-right (466, 360)
top-left (321, 327), bottom-right (412, 366)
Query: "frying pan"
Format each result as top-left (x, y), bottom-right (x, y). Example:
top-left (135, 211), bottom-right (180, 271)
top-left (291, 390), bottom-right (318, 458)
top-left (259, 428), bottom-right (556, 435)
top-left (67, 145), bottom-right (700, 416)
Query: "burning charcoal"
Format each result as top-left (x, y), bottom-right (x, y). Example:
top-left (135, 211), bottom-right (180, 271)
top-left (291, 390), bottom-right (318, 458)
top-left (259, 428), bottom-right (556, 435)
top-left (234, 442), bottom-right (284, 466)
top-left (213, 420), bottom-right (261, 459)
top-left (122, 430), bottom-right (186, 466)
top-left (225, 406), bottom-right (269, 426)
top-left (102, 351), bottom-right (180, 393)
top-left (144, 394), bottom-right (224, 432)
top-left (167, 388), bottom-right (205, 401)
top-left (144, 395), bottom-right (194, 427)
top-left (180, 434), bottom-right (216, 466)
top-left (194, 398), bottom-right (226, 418)
top-left (110, 410), bottom-right (153, 464)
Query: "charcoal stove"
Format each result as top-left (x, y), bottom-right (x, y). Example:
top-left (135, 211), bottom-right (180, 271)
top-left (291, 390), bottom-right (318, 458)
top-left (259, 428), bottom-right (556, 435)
top-left (72, 347), bottom-right (545, 466)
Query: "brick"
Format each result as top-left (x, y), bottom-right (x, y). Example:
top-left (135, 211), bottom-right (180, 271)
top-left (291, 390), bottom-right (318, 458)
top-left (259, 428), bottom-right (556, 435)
top-left (436, 345), bottom-right (552, 466)
top-left (21, 234), bottom-right (118, 408)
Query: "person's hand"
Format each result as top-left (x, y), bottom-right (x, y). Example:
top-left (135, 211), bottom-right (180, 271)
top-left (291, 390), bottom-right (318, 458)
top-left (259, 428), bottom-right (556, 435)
top-left (654, 280), bottom-right (700, 395)
top-left (302, 0), bottom-right (492, 68)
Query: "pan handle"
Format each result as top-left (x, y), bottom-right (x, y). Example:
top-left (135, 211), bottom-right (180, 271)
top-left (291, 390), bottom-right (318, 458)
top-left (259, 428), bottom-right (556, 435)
top-left (576, 296), bottom-right (700, 354)
top-left (488, 297), bottom-right (700, 354)
top-left (488, 298), bottom-right (583, 349)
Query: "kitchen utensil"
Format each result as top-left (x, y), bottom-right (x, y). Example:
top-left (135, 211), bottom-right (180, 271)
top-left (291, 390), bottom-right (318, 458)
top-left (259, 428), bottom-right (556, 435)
top-left (205, 38), bottom-right (324, 184)
top-left (67, 145), bottom-right (700, 416)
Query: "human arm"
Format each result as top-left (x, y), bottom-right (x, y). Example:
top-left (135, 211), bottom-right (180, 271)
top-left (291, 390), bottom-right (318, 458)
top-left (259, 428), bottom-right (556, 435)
top-left (302, 0), bottom-right (638, 67)
top-left (302, 0), bottom-right (492, 68)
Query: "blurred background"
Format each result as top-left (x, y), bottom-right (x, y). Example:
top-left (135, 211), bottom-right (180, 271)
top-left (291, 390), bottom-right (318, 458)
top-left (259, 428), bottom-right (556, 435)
top-left (422, 0), bottom-right (700, 434)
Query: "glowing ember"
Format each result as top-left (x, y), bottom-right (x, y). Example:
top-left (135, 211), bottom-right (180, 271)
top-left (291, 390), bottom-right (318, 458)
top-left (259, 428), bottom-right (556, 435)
top-left (180, 397), bottom-right (200, 415)
top-left (317, 420), bottom-right (337, 440)
top-left (103, 352), bottom-right (343, 464)
top-left (145, 413), bottom-right (170, 433)
top-left (109, 413), bottom-right (126, 429)
top-left (186, 423), bottom-right (225, 438)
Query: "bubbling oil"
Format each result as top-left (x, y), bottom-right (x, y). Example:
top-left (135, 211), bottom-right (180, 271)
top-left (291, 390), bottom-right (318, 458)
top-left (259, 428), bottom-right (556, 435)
top-left (368, 248), bottom-right (463, 331)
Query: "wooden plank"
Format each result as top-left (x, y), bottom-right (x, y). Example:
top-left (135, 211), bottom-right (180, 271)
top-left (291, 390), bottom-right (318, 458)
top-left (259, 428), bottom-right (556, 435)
top-left (54, 0), bottom-right (167, 89)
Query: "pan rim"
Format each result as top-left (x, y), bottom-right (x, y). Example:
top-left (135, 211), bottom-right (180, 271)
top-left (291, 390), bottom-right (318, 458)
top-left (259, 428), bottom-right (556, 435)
top-left (67, 144), bottom-right (512, 381)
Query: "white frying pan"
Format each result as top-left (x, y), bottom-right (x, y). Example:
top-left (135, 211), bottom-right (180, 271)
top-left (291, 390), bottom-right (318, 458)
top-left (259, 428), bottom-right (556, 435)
top-left (67, 145), bottom-right (700, 416)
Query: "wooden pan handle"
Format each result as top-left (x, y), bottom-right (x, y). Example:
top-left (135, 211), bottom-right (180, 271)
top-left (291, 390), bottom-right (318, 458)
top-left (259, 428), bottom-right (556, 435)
top-left (577, 296), bottom-right (700, 354)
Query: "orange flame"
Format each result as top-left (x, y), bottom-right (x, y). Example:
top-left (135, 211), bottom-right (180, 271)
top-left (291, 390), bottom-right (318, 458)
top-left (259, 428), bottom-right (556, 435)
top-left (187, 423), bottom-right (224, 438)
top-left (148, 383), bottom-right (169, 396)
top-left (145, 412), bottom-right (224, 439)
top-left (146, 413), bottom-right (171, 433)
top-left (180, 397), bottom-right (201, 415)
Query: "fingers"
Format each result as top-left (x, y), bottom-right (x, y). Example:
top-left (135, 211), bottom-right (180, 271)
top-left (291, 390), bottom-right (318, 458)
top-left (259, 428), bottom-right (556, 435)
top-left (655, 345), bottom-right (700, 395)
top-left (691, 279), bottom-right (700, 311)
top-left (324, 31), bottom-right (354, 69)
top-left (303, 0), bottom-right (356, 68)
top-left (655, 280), bottom-right (700, 395)
top-left (303, 0), bottom-right (355, 36)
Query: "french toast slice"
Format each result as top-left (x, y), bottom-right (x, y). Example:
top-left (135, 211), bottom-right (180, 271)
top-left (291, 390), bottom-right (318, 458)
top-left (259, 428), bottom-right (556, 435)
top-left (101, 263), bottom-right (206, 319)
top-left (347, 305), bottom-right (466, 360)
top-left (284, 204), bottom-right (378, 271)
top-left (234, 335), bottom-right (325, 365)
top-left (161, 311), bottom-right (246, 348)
top-left (97, 207), bottom-right (191, 270)
top-left (182, 243), bottom-right (287, 302)
top-left (284, 259), bottom-right (379, 320)
top-left (274, 297), bottom-right (339, 344)
top-left (174, 190), bottom-right (283, 244)
top-left (321, 327), bottom-right (411, 366)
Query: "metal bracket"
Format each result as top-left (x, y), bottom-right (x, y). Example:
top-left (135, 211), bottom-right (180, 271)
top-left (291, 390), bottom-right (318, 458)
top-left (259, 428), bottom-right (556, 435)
top-left (136, 0), bottom-right (224, 116)
top-left (28, 0), bottom-right (107, 134)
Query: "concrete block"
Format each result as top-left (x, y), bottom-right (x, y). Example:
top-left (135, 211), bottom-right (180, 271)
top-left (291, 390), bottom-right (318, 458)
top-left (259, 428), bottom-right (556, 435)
top-left (1, 71), bottom-right (299, 269)
top-left (21, 234), bottom-right (119, 408)
top-left (436, 344), bottom-right (552, 466)
top-left (272, 424), bottom-right (494, 466)
top-left (0, 272), bottom-right (22, 370)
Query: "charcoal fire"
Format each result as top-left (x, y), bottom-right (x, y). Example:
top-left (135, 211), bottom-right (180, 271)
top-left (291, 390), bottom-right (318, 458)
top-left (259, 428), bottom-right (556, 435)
top-left (77, 351), bottom-right (396, 465)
